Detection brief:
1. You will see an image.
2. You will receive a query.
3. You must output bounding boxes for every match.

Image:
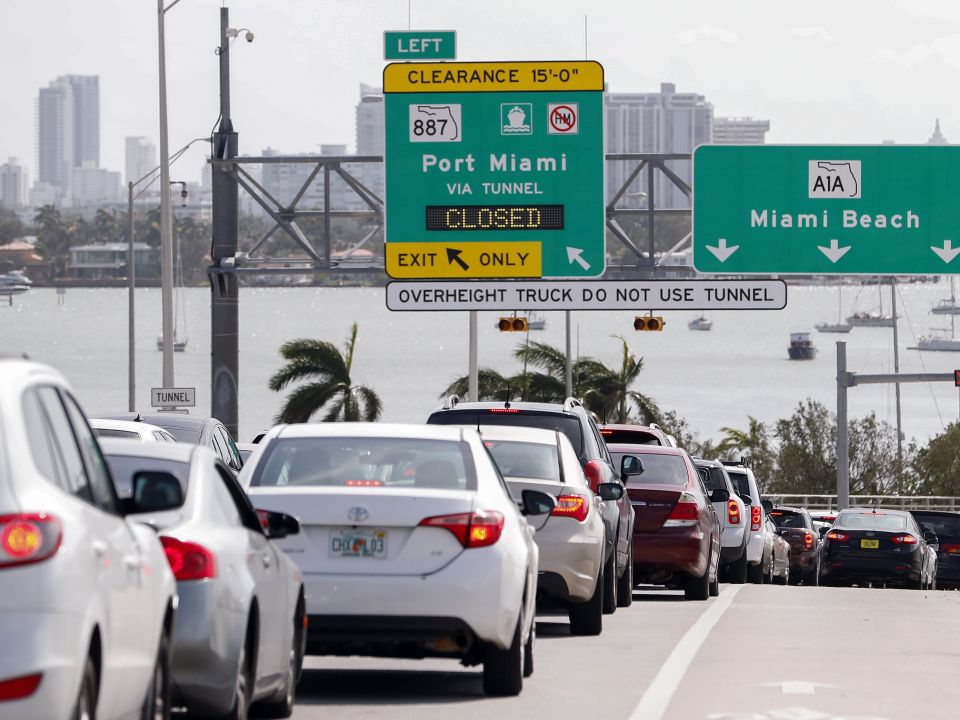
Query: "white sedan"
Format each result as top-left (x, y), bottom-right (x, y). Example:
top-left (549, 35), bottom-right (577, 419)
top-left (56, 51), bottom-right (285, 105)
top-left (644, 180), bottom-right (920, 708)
top-left (89, 418), bottom-right (177, 442)
top-left (239, 423), bottom-right (552, 696)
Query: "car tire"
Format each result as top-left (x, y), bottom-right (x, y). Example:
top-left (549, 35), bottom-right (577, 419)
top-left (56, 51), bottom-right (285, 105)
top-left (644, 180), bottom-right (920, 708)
top-left (522, 619), bottom-right (535, 678)
top-left (616, 548), bottom-right (634, 608)
top-left (225, 641), bottom-right (253, 720)
top-left (483, 613), bottom-right (523, 696)
top-left (684, 555), bottom-right (711, 601)
top-left (709, 569), bottom-right (720, 597)
top-left (72, 654), bottom-right (98, 720)
top-left (747, 560), bottom-right (764, 584)
top-left (569, 569), bottom-right (603, 636)
top-left (602, 551), bottom-right (617, 615)
top-left (727, 551), bottom-right (748, 584)
top-left (140, 631), bottom-right (171, 720)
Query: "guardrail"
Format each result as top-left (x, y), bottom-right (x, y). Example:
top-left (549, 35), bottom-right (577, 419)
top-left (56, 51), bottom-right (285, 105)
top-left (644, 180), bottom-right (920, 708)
top-left (761, 495), bottom-right (960, 512)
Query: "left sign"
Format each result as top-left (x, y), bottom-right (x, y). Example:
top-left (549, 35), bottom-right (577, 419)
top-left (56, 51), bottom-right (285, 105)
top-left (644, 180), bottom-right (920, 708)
top-left (383, 31), bottom-right (456, 61)
top-left (151, 387), bottom-right (196, 408)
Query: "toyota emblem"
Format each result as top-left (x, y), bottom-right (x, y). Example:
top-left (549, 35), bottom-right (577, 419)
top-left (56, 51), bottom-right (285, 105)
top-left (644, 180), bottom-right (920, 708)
top-left (347, 507), bottom-right (369, 522)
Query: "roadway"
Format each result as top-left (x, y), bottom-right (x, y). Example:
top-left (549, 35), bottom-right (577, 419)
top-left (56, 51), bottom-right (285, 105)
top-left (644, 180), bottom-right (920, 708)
top-left (286, 585), bottom-right (960, 720)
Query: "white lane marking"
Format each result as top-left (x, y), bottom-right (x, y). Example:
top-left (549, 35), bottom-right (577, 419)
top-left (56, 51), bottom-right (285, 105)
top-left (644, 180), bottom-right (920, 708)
top-left (629, 585), bottom-right (743, 720)
top-left (757, 681), bottom-right (838, 695)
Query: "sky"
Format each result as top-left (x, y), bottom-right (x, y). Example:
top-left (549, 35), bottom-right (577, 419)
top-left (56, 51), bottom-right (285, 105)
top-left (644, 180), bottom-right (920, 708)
top-left (2, 0), bottom-right (959, 185)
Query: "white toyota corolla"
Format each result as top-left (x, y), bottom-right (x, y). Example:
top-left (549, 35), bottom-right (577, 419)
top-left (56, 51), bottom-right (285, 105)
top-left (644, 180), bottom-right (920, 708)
top-left (239, 423), bottom-right (552, 696)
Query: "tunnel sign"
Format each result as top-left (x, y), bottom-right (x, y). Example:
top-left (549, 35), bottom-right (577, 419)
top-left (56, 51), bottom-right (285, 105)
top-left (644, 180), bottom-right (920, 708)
top-left (383, 61), bottom-right (605, 279)
top-left (694, 145), bottom-right (960, 274)
top-left (151, 387), bottom-right (196, 408)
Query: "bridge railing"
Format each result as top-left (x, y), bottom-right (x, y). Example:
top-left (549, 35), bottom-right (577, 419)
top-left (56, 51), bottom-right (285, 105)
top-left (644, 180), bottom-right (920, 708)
top-left (762, 494), bottom-right (960, 512)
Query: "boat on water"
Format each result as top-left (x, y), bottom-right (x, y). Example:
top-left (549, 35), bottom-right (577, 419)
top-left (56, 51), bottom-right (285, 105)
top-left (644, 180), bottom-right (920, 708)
top-left (931, 298), bottom-right (960, 315)
top-left (816, 287), bottom-right (852, 333)
top-left (0, 270), bottom-right (32, 300)
top-left (845, 284), bottom-right (896, 327)
top-left (788, 332), bottom-right (818, 360)
top-left (688, 315), bottom-right (712, 331)
top-left (915, 330), bottom-right (960, 352)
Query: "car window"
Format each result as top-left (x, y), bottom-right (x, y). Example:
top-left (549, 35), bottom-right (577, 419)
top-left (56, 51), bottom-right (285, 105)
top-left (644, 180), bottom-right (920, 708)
top-left (428, 409), bottom-right (584, 457)
top-left (61, 392), bottom-right (119, 514)
top-left (483, 440), bottom-right (560, 481)
top-left (35, 386), bottom-right (92, 502)
top-left (215, 464), bottom-right (265, 533)
top-left (22, 388), bottom-right (66, 489)
top-left (610, 451), bottom-right (688, 486)
top-left (157, 424), bottom-right (201, 443)
top-left (103, 454), bottom-right (190, 499)
top-left (558, 435), bottom-right (587, 488)
top-left (913, 514), bottom-right (960, 541)
top-left (769, 510), bottom-right (808, 529)
top-left (726, 470), bottom-right (754, 503)
top-left (207, 463), bottom-right (243, 527)
top-left (250, 437), bottom-right (478, 491)
top-left (599, 428), bottom-right (663, 445)
top-left (209, 431), bottom-right (226, 463)
top-left (152, 431), bottom-right (167, 441)
top-left (218, 426), bottom-right (243, 469)
top-left (697, 465), bottom-right (728, 492)
top-left (836, 512), bottom-right (907, 530)
top-left (95, 428), bottom-right (141, 440)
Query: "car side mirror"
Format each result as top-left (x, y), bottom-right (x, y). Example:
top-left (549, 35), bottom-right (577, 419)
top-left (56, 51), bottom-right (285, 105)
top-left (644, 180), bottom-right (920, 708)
top-left (521, 489), bottom-right (556, 517)
top-left (818, 526), bottom-right (829, 538)
top-left (923, 531), bottom-right (939, 546)
top-left (619, 455), bottom-right (644, 482)
top-left (710, 488), bottom-right (730, 503)
top-left (761, 499), bottom-right (775, 513)
top-left (260, 510), bottom-right (301, 540)
top-left (780, 529), bottom-right (790, 536)
top-left (597, 482), bottom-right (624, 502)
top-left (125, 471), bottom-right (184, 514)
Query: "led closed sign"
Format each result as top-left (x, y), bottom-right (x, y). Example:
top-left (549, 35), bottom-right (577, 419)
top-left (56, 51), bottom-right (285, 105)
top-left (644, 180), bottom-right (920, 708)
top-left (383, 60), bottom-right (604, 279)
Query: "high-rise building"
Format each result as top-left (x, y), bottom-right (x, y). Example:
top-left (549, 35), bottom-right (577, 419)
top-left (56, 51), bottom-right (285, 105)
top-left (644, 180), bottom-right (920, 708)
top-left (713, 117), bottom-right (770, 145)
top-left (0, 158), bottom-right (28, 208)
top-left (355, 84), bottom-right (385, 203)
top-left (125, 136), bottom-right (156, 187)
top-left (260, 145), bottom-right (352, 212)
top-left (36, 75), bottom-right (100, 199)
top-left (70, 163), bottom-right (120, 206)
top-left (605, 83), bottom-right (712, 209)
top-left (929, 119), bottom-right (948, 145)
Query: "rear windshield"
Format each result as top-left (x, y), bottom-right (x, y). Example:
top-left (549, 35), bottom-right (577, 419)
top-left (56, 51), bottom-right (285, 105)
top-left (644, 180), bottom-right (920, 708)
top-left (599, 428), bottom-right (662, 445)
top-left (156, 425), bottom-right (201, 444)
top-left (611, 452), bottom-right (688, 486)
top-left (429, 410), bottom-right (583, 456)
top-left (913, 514), bottom-right (960, 541)
top-left (484, 440), bottom-right (560, 481)
top-left (103, 455), bottom-right (190, 499)
top-left (250, 437), bottom-right (477, 491)
top-left (94, 428), bottom-right (140, 440)
top-left (836, 512), bottom-right (907, 530)
top-left (696, 466), bottom-right (728, 492)
top-left (769, 510), bottom-right (807, 529)
top-left (726, 470), bottom-right (753, 502)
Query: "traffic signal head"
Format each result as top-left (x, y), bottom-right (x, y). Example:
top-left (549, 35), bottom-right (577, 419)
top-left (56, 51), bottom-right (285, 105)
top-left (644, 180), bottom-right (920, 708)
top-left (498, 317), bottom-right (528, 332)
top-left (633, 315), bottom-right (664, 331)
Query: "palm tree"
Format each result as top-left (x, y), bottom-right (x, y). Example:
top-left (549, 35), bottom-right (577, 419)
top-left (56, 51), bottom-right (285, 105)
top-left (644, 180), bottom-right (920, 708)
top-left (717, 416), bottom-right (775, 482)
top-left (583, 336), bottom-right (661, 424)
top-left (269, 323), bottom-right (382, 423)
top-left (439, 368), bottom-right (514, 402)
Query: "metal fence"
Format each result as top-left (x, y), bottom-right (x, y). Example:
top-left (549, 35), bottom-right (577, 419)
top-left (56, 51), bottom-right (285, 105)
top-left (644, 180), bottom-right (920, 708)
top-left (762, 494), bottom-right (960, 512)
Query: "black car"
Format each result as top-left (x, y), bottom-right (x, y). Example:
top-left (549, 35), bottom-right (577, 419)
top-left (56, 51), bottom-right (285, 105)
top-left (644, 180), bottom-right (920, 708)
top-left (768, 506), bottom-right (822, 585)
top-left (106, 413), bottom-right (244, 473)
top-left (820, 508), bottom-right (937, 589)
top-left (911, 510), bottom-right (960, 589)
top-left (427, 397), bottom-right (635, 613)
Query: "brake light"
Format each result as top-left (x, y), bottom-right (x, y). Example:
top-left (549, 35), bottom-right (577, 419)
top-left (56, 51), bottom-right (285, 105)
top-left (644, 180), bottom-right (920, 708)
top-left (488, 408), bottom-right (520, 414)
top-left (664, 493), bottom-right (699, 528)
top-left (942, 543), bottom-right (960, 554)
top-left (0, 672), bottom-right (42, 701)
top-left (891, 534), bottom-right (918, 545)
top-left (552, 495), bottom-right (590, 522)
top-left (803, 531), bottom-right (815, 550)
top-left (344, 479), bottom-right (383, 487)
top-left (751, 505), bottom-right (762, 531)
top-left (418, 510), bottom-right (504, 548)
top-left (727, 499), bottom-right (740, 525)
top-left (0, 513), bottom-right (61, 569)
top-left (160, 536), bottom-right (217, 580)
top-left (826, 531), bottom-right (849, 542)
top-left (583, 460), bottom-right (603, 494)
top-left (255, 509), bottom-right (270, 530)
top-left (600, 429), bottom-right (613, 435)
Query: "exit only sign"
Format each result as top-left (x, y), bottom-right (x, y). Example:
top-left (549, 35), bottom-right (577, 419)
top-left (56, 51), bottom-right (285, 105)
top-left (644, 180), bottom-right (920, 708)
top-left (384, 31), bottom-right (456, 61)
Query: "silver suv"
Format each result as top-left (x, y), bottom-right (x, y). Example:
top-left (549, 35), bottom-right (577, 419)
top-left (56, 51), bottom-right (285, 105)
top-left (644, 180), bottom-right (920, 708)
top-left (722, 461), bottom-right (772, 584)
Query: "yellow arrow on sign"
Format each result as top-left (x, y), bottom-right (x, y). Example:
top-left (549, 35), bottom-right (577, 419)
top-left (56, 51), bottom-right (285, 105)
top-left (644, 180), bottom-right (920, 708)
top-left (386, 242), bottom-right (542, 278)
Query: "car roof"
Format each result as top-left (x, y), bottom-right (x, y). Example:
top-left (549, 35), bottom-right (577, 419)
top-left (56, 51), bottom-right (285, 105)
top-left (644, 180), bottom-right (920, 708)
top-left (276, 422), bottom-right (468, 441)
top-left (433, 400), bottom-right (571, 414)
top-left (89, 418), bottom-right (170, 434)
top-left (476, 425), bottom-right (560, 445)
top-left (692, 458), bottom-right (723, 468)
top-left (768, 506), bottom-right (807, 514)
top-left (97, 438), bottom-right (198, 463)
top-left (0, 358), bottom-right (70, 395)
top-left (105, 413), bottom-right (213, 430)
top-left (606, 443), bottom-right (684, 457)
top-left (841, 507), bottom-right (910, 517)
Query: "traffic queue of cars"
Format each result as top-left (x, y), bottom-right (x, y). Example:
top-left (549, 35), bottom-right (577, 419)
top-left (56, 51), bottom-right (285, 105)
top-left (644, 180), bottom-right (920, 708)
top-left (5, 356), bottom-right (959, 719)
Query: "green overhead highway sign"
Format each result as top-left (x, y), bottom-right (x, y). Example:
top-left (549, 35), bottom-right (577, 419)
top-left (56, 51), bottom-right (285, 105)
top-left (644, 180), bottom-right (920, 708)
top-left (693, 145), bottom-right (960, 275)
top-left (384, 31), bottom-right (456, 61)
top-left (383, 60), bottom-right (605, 279)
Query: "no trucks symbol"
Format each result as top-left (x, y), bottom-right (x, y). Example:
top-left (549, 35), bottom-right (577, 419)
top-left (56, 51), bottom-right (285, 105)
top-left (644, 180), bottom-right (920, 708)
top-left (548, 103), bottom-right (578, 134)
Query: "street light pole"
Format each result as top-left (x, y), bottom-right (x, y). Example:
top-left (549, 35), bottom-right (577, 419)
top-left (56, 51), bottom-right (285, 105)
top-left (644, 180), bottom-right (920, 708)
top-left (127, 182), bottom-right (136, 411)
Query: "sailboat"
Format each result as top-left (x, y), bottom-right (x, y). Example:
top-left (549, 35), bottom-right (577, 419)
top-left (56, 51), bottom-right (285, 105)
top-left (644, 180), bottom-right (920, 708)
top-left (816, 287), bottom-right (852, 333)
top-left (917, 281), bottom-right (960, 352)
top-left (931, 278), bottom-right (960, 315)
top-left (846, 283), bottom-right (896, 327)
top-left (156, 231), bottom-right (188, 352)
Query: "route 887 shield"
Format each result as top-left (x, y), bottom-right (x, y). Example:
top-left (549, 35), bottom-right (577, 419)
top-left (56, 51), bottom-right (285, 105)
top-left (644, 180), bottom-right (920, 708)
top-left (409, 103), bottom-right (462, 142)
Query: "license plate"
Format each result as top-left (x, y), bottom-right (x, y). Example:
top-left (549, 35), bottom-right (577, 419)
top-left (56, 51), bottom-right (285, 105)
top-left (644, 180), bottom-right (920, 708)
top-left (860, 539), bottom-right (879, 549)
top-left (330, 530), bottom-right (387, 558)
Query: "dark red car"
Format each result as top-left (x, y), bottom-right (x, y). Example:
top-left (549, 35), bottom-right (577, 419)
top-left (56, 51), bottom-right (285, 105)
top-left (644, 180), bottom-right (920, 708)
top-left (607, 444), bottom-right (722, 600)
top-left (768, 506), bottom-right (821, 585)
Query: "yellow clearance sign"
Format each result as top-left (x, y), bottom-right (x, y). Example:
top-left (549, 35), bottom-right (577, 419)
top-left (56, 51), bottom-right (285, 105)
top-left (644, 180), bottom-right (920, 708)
top-left (386, 242), bottom-right (542, 279)
top-left (384, 60), bottom-right (604, 93)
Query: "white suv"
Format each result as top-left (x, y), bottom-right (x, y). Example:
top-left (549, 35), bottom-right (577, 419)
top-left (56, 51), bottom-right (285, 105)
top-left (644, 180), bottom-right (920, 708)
top-left (694, 459), bottom-right (748, 583)
top-left (722, 461), bottom-right (771, 584)
top-left (0, 359), bottom-right (177, 719)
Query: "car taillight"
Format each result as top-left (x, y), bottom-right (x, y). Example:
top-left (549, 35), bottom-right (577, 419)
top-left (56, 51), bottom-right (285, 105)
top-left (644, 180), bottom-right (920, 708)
top-left (552, 495), bottom-right (590, 522)
top-left (160, 536), bottom-right (217, 580)
top-left (255, 509), bottom-right (270, 530)
top-left (751, 505), bottom-right (762, 531)
top-left (803, 531), bottom-right (815, 550)
top-left (583, 460), bottom-right (603, 494)
top-left (0, 513), bottom-right (61, 569)
top-left (727, 499), bottom-right (740, 525)
top-left (942, 543), bottom-right (960, 554)
top-left (891, 534), bottom-right (918, 545)
top-left (0, 672), bottom-right (42, 701)
top-left (825, 531), bottom-right (849, 542)
top-left (663, 493), bottom-right (699, 528)
top-left (343, 479), bottom-right (383, 487)
top-left (419, 510), bottom-right (504, 549)
top-left (488, 408), bottom-right (520, 413)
